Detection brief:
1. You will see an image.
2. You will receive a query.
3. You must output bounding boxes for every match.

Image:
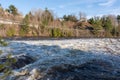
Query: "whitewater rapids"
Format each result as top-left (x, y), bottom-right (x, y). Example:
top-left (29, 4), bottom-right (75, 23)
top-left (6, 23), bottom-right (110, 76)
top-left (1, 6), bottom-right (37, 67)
top-left (0, 38), bottom-right (120, 80)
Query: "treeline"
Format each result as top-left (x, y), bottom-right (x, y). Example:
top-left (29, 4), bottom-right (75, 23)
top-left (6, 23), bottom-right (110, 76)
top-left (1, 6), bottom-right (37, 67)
top-left (88, 15), bottom-right (120, 37)
top-left (0, 4), bottom-right (120, 38)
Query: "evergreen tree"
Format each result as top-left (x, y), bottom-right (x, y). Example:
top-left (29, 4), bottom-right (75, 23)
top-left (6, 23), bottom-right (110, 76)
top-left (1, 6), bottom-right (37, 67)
top-left (102, 17), bottom-right (113, 37)
top-left (20, 14), bottom-right (30, 36)
top-left (41, 8), bottom-right (54, 26)
top-left (7, 5), bottom-right (18, 16)
top-left (88, 17), bottom-right (103, 36)
top-left (103, 17), bottom-right (113, 32)
top-left (117, 15), bottom-right (120, 36)
top-left (63, 14), bottom-right (78, 22)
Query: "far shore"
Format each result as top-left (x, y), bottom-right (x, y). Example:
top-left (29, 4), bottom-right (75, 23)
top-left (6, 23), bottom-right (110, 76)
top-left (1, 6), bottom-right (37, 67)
top-left (3, 36), bottom-right (120, 41)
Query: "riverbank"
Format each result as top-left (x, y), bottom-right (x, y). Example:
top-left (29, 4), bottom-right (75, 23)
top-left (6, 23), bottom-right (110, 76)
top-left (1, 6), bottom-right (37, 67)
top-left (3, 36), bottom-right (120, 41)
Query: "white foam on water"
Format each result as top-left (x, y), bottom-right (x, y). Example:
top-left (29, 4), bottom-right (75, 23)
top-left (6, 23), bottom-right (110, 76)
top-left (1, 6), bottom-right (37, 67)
top-left (0, 38), bottom-right (120, 80)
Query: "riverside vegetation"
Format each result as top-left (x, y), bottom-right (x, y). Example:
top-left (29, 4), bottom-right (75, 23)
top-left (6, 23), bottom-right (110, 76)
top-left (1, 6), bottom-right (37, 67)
top-left (0, 38), bottom-right (35, 80)
top-left (0, 4), bottom-right (120, 38)
top-left (0, 38), bottom-right (13, 79)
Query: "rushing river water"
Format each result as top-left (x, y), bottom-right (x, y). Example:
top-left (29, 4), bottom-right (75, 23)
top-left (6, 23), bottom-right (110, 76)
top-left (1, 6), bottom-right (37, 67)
top-left (0, 38), bottom-right (120, 80)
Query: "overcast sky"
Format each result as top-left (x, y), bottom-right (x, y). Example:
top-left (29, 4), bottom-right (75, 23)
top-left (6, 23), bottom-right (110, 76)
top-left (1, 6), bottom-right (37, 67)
top-left (0, 0), bottom-right (120, 18)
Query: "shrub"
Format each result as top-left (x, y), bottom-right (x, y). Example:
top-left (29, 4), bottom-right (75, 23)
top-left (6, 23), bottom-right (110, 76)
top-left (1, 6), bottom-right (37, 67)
top-left (51, 28), bottom-right (62, 37)
top-left (6, 27), bottom-right (15, 37)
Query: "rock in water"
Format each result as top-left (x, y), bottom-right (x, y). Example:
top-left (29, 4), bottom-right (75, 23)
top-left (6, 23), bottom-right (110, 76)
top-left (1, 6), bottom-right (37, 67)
top-left (41, 59), bottom-right (120, 80)
top-left (13, 69), bottom-right (29, 76)
top-left (27, 69), bottom-right (42, 80)
top-left (0, 54), bottom-right (35, 72)
top-left (11, 55), bottom-right (35, 69)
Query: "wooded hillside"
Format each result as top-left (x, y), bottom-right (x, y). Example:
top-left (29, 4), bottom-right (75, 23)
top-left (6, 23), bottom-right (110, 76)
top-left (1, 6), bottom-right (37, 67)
top-left (0, 4), bottom-right (120, 38)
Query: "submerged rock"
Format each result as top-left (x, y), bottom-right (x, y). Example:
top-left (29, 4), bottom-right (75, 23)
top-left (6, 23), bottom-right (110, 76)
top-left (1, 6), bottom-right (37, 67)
top-left (11, 55), bottom-right (35, 69)
top-left (0, 54), bottom-right (35, 72)
top-left (40, 59), bottom-right (120, 80)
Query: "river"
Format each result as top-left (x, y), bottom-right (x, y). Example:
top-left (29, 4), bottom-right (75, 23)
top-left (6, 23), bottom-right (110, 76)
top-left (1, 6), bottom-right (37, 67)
top-left (0, 38), bottom-right (120, 80)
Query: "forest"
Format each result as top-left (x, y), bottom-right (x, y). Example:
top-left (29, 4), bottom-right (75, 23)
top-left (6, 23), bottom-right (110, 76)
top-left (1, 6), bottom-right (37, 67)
top-left (0, 4), bottom-right (120, 38)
